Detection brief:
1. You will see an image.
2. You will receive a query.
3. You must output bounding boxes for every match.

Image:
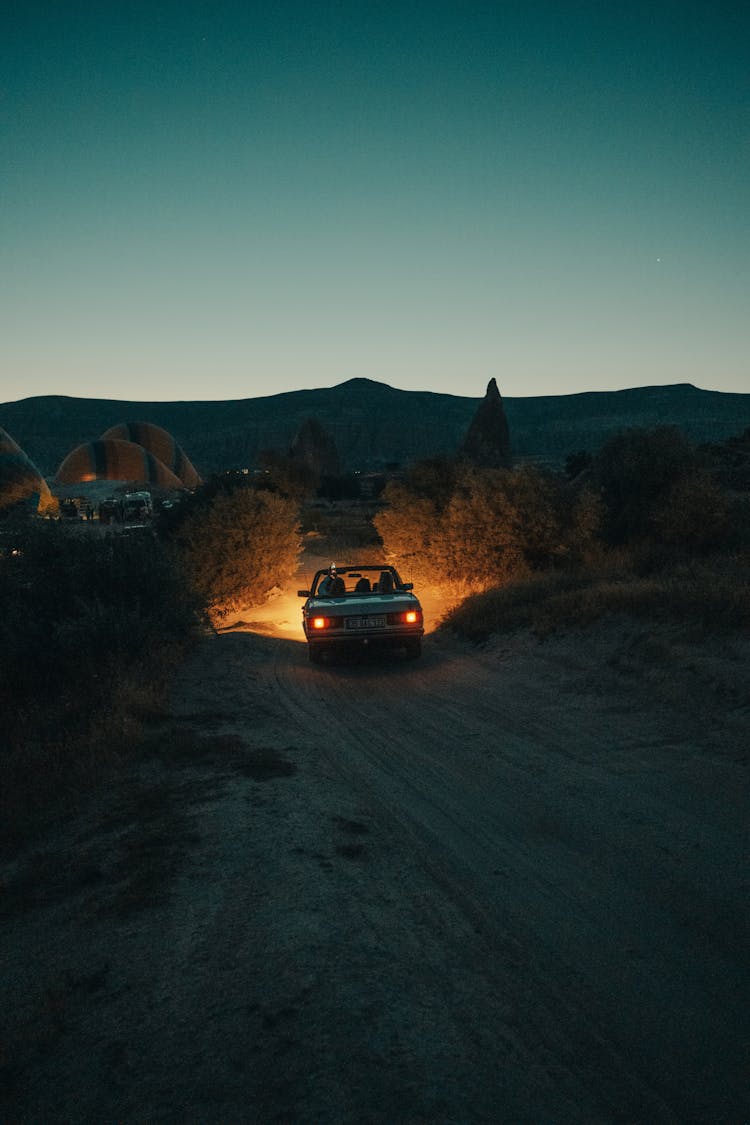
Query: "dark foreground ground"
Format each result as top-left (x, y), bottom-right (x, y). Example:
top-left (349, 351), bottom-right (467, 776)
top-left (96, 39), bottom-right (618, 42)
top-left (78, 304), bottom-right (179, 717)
top-left (2, 619), bottom-right (748, 1123)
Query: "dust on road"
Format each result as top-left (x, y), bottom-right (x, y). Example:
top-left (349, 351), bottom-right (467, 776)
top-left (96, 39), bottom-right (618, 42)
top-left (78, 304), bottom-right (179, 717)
top-left (2, 604), bottom-right (748, 1122)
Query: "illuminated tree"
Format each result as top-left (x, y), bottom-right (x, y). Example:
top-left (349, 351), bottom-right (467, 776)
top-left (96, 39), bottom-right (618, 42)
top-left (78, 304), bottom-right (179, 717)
top-left (376, 460), bottom-right (602, 595)
top-left (171, 486), bottom-right (301, 618)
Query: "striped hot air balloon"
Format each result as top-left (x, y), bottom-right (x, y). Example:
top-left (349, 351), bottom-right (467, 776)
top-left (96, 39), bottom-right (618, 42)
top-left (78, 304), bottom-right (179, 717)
top-left (55, 439), bottom-right (184, 489)
top-left (100, 422), bottom-right (201, 488)
top-left (0, 427), bottom-right (53, 511)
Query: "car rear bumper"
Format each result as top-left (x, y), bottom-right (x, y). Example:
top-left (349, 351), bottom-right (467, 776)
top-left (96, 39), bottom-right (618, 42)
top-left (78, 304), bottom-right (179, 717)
top-left (305, 626), bottom-right (423, 649)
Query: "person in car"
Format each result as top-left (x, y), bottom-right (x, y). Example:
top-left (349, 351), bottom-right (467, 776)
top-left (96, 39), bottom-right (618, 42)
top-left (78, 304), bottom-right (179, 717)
top-left (318, 565), bottom-right (340, 596)
top-left (377, 570), bottom-right (394, 593)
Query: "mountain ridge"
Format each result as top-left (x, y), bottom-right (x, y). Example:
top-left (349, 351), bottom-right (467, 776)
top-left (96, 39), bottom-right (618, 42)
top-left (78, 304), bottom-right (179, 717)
top-left (1, 380), bottom-right (748, 478)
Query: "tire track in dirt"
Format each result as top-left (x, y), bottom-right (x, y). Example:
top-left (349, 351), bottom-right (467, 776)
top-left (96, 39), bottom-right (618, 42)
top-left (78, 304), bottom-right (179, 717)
top-left (3, 625), bottom-right (746, 1124)
top-left (267, 632), bottom-right (749, 1123)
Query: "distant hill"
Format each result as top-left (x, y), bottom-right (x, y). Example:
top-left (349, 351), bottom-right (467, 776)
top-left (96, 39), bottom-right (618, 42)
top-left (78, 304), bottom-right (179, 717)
top-left (1, 378), bottom-right (749, 479)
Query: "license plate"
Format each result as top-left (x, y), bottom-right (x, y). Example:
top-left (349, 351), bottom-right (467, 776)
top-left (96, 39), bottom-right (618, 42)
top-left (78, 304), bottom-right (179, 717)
top-left (346, 615), bottom-right (386, 629)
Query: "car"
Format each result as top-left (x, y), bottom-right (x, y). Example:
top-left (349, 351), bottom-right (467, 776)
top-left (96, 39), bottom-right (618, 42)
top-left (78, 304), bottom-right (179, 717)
top-left (298, 564), bottom-right (424, 663)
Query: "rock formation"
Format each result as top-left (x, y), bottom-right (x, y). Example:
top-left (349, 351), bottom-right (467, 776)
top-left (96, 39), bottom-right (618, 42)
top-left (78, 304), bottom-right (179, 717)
top-left (458, 378), bottom-right (512, 469)
top-left (289, 417), bottom-right (341, 479)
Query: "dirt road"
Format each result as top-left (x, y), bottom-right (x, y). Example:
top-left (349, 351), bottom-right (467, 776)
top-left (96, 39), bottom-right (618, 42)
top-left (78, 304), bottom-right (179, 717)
top-left (2, 616), bottom-right (748, 1122)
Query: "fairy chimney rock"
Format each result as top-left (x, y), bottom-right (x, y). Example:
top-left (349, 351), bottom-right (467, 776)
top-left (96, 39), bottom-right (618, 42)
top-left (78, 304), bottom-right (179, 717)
top-left (289, 416), bottom-right (341, 478)
top-left (459, 378), bottom-right (512, 469)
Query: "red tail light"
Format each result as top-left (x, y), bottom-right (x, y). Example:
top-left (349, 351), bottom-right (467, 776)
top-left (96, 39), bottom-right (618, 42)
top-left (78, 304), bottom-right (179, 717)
top-left (309, 615), bottom-right (343, 630)
top-left (392, 609), bottom-right (422, 625)
top-left (386, 608), bottom-right (423, 626)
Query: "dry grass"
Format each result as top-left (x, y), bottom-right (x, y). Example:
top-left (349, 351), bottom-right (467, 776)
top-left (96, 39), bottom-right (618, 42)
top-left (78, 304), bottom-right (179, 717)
top-left (441, 551), bottom-right (750, 642)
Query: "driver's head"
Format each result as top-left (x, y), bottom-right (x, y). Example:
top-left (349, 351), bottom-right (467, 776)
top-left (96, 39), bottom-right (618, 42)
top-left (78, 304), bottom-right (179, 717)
top-left (328, 564), bottom-right (337, 574)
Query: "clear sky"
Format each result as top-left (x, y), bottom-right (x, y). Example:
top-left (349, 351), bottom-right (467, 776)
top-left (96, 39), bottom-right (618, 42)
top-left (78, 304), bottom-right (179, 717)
top-left (2, 1), bottom-right (748, 403)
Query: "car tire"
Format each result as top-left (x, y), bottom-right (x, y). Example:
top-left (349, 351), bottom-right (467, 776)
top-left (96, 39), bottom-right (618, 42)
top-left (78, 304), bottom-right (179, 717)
top-left (405, 639), bottom-right (421, 659)
top-left (308, 644), bottom-right (323, 664)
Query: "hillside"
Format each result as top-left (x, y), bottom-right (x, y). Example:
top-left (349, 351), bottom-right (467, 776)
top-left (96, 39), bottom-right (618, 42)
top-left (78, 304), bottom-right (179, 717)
top-left (1, 378), bottom-right (749, 479)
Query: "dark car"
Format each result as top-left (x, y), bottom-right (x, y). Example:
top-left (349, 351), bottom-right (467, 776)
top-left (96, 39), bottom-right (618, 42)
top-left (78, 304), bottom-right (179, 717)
top-left (298, 564), bottom-right (424, 662)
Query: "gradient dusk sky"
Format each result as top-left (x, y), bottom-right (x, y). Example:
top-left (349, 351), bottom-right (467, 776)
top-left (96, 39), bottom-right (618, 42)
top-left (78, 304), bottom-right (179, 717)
top-left (2, 1), bottom-right (748, 403)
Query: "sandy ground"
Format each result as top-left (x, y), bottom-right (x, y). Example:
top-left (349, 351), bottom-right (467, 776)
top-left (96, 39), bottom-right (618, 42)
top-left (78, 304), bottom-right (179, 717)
top-left (2, 563), bottom-right (748, 1123)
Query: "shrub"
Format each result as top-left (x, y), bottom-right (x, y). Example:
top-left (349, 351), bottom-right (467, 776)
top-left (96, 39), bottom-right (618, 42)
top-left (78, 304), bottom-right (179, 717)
top-left (374, 460), bottom-right (602, 593)
top-left (592, 426), bottom-right (699, 545)
top-left (0, 519), bottom-right (202, 843)
top-left (649, 473), bottom-right (731, 551)
top-left (168, 484), bottom-right (301, 619)
top-left (564, 449), bottom-right (593, 479)
top-left (440, 550), bottom-right (750, 642)
top-left (374, 481), bottom-right (443, 581)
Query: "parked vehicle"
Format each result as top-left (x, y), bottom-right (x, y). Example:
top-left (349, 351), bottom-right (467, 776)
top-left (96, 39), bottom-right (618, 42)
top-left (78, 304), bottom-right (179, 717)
top-left (121, 491), bottom-right (153, 525)
top-left (298, 564), bottom-right (424, 663)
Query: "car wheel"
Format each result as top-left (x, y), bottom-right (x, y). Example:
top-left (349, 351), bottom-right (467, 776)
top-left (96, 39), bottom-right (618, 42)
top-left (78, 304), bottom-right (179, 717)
top-left (308, 644), bottom-right (323, 664)
top-left (405, 639), bottom-right (421, 659)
